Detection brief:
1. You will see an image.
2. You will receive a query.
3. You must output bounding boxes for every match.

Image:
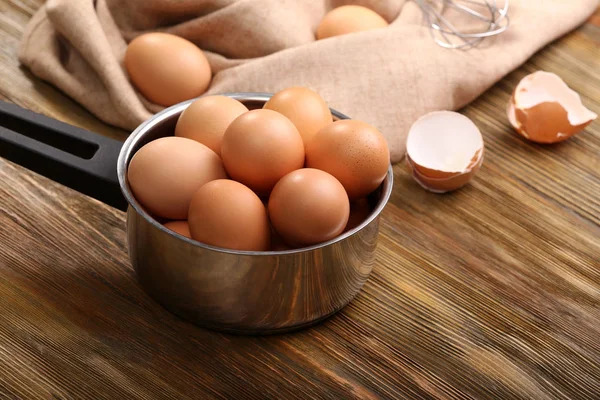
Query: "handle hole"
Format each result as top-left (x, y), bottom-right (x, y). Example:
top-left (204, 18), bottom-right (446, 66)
top-left (0, 113), bottom-right (99, 159)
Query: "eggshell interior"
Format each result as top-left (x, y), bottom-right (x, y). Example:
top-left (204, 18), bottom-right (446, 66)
top-left (406, 111), bottom-right (484, 174)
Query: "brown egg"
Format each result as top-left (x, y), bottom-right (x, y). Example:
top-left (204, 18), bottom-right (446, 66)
top-left (163, 221), bottom-right (191, 238)
top-left (507, 71), bottom-right (597, 143)
top-left (263, 87), bottom-right (332, 147)
top-left (175, 95), bottom-right (249, 155)
top-left (305, 119), bottom-right (389, 199)
top-left (221, 109), bottom-right (305, 195)
top-left (268, 168), bottom-right (350, 246)
top-left (188, 179), bottom-right (270, 251)
top-left (125, 32), bottom-right (212, 106)
top-left (344, 198), bottom-right (372, 232)
top-left (127, 137), bottom-right (226, 220)
top-left (317, 5), bottom-right (388, 40)
top-left (405, 111), bottom-right (484, 193)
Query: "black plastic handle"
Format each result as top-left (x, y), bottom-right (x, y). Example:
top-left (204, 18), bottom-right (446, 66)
top-left (0, 100), bottom-right (127, 211)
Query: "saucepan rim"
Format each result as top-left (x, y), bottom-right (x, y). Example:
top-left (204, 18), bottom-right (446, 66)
top-left (116, 92), bottom-right (394, 256)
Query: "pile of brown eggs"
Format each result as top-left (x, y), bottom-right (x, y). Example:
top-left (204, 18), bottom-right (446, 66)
top-left (127, 87), bottom-right (390, 251)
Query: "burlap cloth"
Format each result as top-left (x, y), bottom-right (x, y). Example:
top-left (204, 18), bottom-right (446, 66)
top-left (19, 0), bottom-right (599, 163)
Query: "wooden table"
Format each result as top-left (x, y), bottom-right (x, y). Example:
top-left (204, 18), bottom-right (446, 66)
top-left (2, 2), bottom-right (599, 399)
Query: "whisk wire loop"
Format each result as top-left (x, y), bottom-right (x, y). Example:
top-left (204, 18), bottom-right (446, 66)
top-left (415, 0), bottom-right (510, 49)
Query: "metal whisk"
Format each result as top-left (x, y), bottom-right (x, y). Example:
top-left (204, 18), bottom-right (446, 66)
top-left (414, 0), bottom-right (510, 49)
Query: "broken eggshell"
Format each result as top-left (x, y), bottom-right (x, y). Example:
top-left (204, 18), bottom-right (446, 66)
top-left (507, 71), bottom-right (597, 144)
top-left (406, 111), bottom-right (484, 193)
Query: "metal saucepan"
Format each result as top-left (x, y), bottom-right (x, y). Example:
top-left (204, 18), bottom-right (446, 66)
top-left (0, 93), bottom-right (393, 335)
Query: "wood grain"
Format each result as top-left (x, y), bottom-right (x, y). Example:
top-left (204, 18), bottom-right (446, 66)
top-left (1, 1), bottom-right (600, 399)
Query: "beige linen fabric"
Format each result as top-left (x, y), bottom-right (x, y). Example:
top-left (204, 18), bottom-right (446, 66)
top-left (19, 0), bottom-right (599, 162)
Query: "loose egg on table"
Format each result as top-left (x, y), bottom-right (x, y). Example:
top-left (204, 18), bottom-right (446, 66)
top-left (125, 32), bottom-right (212, 106)
top-left (317, 5), bottom-right (389, 40)
top-left (126, 86), bottom-right (391, 252)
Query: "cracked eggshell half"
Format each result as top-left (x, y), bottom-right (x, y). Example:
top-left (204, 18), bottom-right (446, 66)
top-left (507, 71), bottom-right (597, 144)
top-left (406, 111), bottom-right (484, 193)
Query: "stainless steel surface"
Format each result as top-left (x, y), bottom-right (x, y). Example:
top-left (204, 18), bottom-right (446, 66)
top-left (415, 0), bottom-right (510, 49)
top-left (117, 93), bottom-right (394, 334)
